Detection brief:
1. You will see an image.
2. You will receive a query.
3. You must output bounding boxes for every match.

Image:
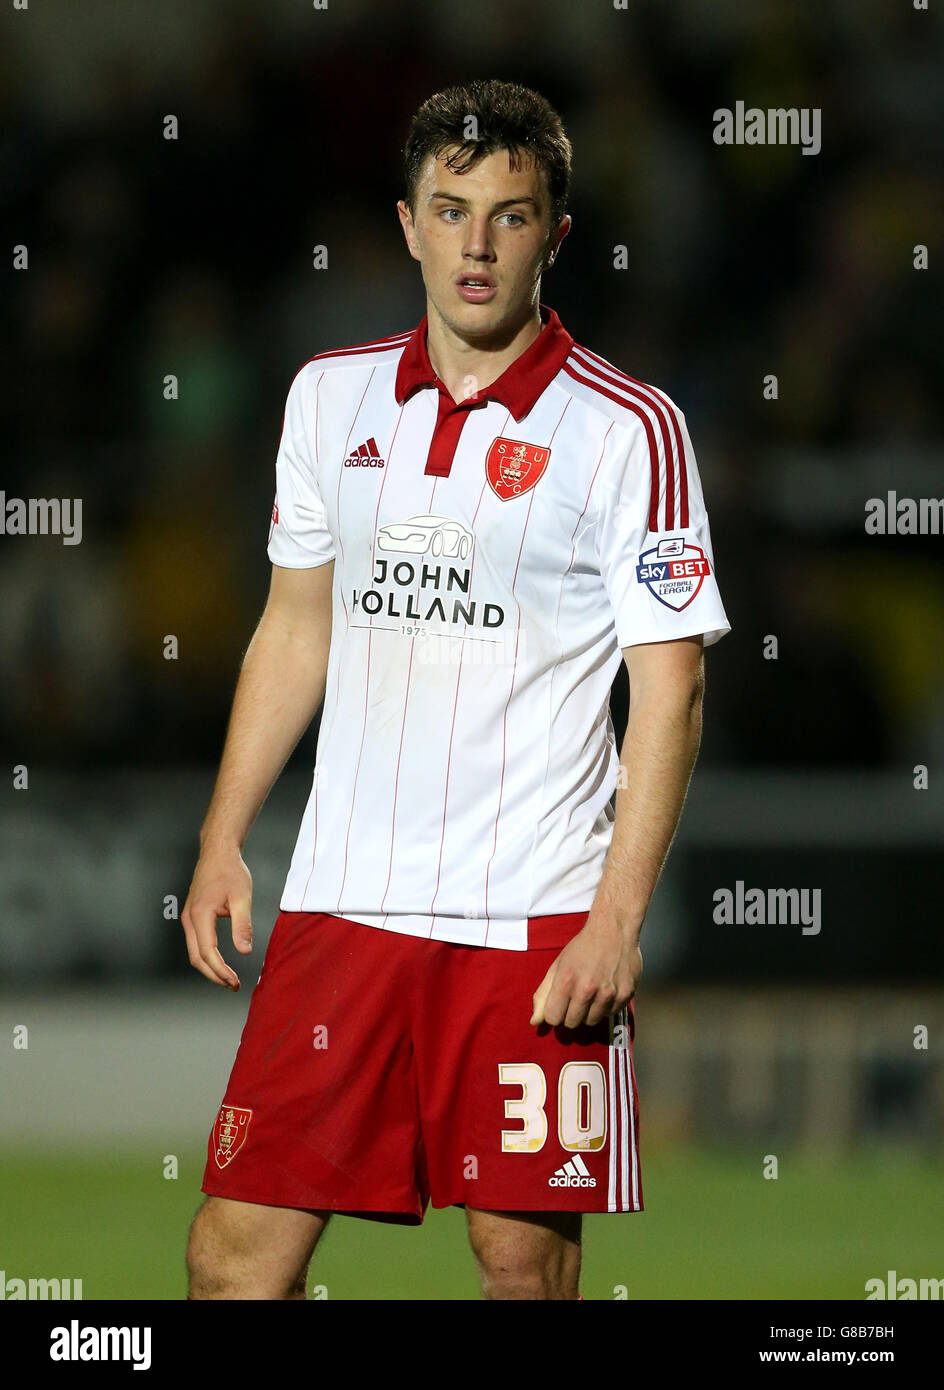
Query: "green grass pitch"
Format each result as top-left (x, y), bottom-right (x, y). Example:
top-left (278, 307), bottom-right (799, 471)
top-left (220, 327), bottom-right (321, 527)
top-left (1, 1144), bottom-right (938, 1300)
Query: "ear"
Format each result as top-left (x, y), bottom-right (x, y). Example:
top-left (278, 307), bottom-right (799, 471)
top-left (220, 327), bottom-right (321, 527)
top-left (397, 199), bottom-right (421, 263)
top-left (545, 213), bottom-right (572, 269)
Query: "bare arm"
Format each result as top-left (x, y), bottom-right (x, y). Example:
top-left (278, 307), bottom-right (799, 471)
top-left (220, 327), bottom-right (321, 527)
top-left (588, 634), bottom-right (704, 939)
top-left (181, 560), bottom-right (334, 989)
top-left (530, 634), bottom-right (705, 1029)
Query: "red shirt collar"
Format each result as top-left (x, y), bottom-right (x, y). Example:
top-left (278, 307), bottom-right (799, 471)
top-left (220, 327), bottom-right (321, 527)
top-left (394, 303), bottom-right (573, 422)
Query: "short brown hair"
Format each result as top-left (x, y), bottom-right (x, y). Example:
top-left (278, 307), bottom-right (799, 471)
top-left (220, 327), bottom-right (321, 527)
top-left (403, 79), bottom-right (572, 233)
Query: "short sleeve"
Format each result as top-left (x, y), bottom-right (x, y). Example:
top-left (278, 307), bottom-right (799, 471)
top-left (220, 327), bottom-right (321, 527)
top-left (266, 366), bottom-right (335, 568)
top-left (595, 401), bottom-right (730, 648)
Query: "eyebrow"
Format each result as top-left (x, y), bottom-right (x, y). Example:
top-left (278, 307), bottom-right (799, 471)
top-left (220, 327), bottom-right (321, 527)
top-left (427, 192), bottom-right (539, 211)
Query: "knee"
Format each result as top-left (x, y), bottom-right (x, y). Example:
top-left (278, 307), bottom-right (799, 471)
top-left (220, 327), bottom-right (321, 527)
top-left (470, 1234), bottom-right (579, 1301)
top-left (186, 1198), bottom-right (242, 1298)
top-left (186, 1197), bottom-right (308, 1300)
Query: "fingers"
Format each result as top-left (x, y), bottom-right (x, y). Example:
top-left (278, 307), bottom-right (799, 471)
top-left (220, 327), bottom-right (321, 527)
top-left (536, 971), bottom-right (628, 1030)
top-left (583, 985), bottom-right (619, 1029)
top-left (539, 967), bottom-right (592, 1029)
top-left (181, 900), bottom-right (241, 990)
top-left (533, 963), bottom-right (603, 1029)
top-left (228, 896), bottom-right (253, 955)
top-left (529, 963), bottom-right (556, 1025)
top-left (561, 981), bottom-right (606, 1030)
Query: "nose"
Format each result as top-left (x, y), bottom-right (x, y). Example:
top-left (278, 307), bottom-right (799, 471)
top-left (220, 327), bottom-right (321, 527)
top-left (462, 215), bottom-right (495, 262)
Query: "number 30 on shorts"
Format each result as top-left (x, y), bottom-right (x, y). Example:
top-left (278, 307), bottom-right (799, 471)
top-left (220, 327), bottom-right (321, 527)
top-left (499, 1061), bottom-right (607, 1153)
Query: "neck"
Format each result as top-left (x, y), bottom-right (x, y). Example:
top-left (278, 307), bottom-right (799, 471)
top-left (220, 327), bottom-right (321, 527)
top-left (425, 300), bottom-right (543, 404)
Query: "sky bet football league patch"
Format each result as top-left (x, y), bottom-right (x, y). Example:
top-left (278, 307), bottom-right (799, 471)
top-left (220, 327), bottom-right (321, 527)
top-left (635, 536), bottom-right (711, 611)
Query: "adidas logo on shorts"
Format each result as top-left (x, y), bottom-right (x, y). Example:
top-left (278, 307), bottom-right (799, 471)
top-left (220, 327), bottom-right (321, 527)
top-left (548, 1154), bottom-right (596, 1188)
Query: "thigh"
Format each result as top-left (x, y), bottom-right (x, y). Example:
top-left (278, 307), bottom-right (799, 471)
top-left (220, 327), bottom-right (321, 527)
top-left (416, 941), bottom-right (642, 1215)
top-left (464, 1209), bottom-right (582, 1300)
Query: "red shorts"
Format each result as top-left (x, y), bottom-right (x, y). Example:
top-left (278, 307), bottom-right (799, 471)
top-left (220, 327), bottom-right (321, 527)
top-left (201, 910), bottom-right (643, 1222)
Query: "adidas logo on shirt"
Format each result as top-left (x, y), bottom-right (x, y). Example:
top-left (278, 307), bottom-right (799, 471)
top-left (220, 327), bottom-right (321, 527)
top-left (344, 437), bottom-right (385, 467)
top-left (548, 1154), bottom-right (596, 1188)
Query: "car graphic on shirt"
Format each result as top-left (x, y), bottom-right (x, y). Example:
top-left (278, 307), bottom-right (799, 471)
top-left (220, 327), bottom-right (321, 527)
top-left (376, 514), bottom-right (474, 560)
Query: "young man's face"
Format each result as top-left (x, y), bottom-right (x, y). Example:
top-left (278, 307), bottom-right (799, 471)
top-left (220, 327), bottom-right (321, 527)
top-left (397, 146), bottom-right (570, 341)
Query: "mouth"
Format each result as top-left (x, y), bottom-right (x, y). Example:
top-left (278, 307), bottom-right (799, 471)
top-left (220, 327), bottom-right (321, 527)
top-left (455, 273), bottom-right (497, 303)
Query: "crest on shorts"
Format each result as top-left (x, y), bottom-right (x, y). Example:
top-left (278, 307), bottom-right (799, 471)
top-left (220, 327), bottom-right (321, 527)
top-left (212, 1104), bottom-right (253, 1169)
top-left (486, 437), bottom-right (550, 501)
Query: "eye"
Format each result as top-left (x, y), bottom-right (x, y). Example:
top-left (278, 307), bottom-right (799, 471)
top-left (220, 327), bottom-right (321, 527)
top-left (499, 212), bottom-right (525, 226)
top-left (441, 207), bottom-right (463, 222)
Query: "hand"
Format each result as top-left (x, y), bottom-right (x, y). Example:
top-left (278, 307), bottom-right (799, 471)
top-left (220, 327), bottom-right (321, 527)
top-left (530, 914), bottom-right (642, 1030)
top-left (180, 846), bottom-right (254, 990)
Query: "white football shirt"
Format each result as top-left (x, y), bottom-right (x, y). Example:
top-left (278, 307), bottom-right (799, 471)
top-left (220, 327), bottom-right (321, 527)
top-left (267, 303), bottom-right (730, 949)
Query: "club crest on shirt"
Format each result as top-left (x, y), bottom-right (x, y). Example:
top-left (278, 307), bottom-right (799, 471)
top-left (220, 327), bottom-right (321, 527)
top-left (212, 1104), bottom-right (253, 1169)
top-left (486, 437), bottom-right (550, 501)
top-left (635, 537), bottom-right (711, 611)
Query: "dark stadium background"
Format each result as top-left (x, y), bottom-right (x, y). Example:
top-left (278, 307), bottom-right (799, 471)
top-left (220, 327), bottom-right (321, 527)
top-left (1, 0), bottom-right (942, 1301)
